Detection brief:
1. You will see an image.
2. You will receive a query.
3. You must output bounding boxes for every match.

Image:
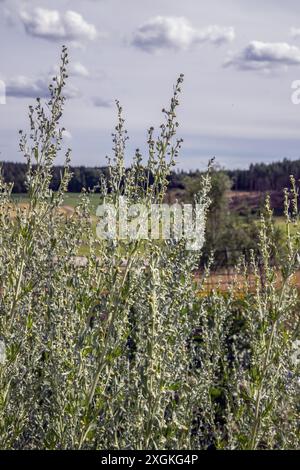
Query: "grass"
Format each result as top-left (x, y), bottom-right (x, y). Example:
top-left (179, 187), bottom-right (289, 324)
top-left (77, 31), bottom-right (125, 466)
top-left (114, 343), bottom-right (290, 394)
top-left (12, 192), bottom-right (101, 212)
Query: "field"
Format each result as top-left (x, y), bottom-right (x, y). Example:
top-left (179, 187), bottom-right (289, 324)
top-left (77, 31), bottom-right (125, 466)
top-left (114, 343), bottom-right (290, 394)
top-left (10, 192), bottom-right (300, 290)
top-left (12, 192), bottom-right (101, 212)
top-left (11, 191), bottom-right (290, 221)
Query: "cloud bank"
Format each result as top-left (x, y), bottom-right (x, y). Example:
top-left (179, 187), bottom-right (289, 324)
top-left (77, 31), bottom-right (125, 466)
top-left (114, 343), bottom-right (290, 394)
top-left (6, 75), bottom-right (80, 99)
top-left (131, 16), bottom-right (235, 53)
top-left (224, 41), bottom-right (300, 71)
top-left (20, 8), bottom-right (98, 45)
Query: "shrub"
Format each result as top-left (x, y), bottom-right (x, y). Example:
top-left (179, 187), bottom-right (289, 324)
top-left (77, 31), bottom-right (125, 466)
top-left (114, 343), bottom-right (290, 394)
top-left (0, 47), bottom-right (298, 450)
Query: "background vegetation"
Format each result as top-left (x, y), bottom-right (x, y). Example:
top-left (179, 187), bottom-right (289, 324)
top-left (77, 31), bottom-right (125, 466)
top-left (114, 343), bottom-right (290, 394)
top-left (3, 157), bottom-right (300, 195)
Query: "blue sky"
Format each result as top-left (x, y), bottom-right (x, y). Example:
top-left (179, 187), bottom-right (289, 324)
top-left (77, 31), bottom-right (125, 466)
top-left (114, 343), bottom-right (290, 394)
top-left (1, 0), bottom-right (300, 169)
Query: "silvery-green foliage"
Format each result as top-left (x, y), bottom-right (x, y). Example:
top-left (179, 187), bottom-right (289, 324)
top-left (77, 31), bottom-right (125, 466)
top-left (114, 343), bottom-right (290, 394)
top-left (0, 48), bottom-right (298, 449)
top-left (0, 340), bottom-right (5, 365)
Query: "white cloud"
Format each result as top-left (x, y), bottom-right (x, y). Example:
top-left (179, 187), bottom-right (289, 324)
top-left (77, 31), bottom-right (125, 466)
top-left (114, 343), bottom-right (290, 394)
top-left (6, 76), bottom-right (49, 98)
top-left (20, 8), bottom-right (98, 45)
top-left (224, 41), bottom-right (300, 71)
top-left (131, 16), bottom-right (235, 53)
top-left (6, 75), bottom-right (80, 99)
top-left (6, 59), bottom-right (88, 100)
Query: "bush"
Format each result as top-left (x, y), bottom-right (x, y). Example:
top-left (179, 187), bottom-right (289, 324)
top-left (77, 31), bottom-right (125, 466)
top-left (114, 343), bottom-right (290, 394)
top-left (0, 48), bottom-right (299, 450)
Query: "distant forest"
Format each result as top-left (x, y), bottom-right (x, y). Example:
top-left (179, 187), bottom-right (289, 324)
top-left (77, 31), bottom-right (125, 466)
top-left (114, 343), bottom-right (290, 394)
top-left (1, 158), bottom-right (300, 193)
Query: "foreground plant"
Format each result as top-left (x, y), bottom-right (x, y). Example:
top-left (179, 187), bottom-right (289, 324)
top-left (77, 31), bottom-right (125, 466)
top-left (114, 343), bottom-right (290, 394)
top-left (0, 48), bottom-right (298, 450)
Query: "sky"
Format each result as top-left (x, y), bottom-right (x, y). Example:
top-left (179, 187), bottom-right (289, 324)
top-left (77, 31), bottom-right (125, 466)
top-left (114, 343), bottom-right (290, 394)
top-left (1, 0), bottom-right (300, 169)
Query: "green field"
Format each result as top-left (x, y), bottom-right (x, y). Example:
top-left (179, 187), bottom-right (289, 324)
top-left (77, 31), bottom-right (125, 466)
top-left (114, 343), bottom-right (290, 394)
top-left (12, 192), bottom-right (102, 213)
top-left (12, 192), bottom-right (291, 233)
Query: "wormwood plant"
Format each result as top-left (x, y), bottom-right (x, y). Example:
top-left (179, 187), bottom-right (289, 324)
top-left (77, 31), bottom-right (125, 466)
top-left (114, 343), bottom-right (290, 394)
top-left (0, 48), bottom-right (299, 450)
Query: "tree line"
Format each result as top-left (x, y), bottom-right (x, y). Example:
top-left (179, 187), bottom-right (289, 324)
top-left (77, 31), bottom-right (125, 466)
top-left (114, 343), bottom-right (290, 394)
top-left (227, 158), bottom-right (300, 191)
top-left (1, 157), bottom-right (300, 193)
top-left (0, 162), bottom-right (108, 193)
